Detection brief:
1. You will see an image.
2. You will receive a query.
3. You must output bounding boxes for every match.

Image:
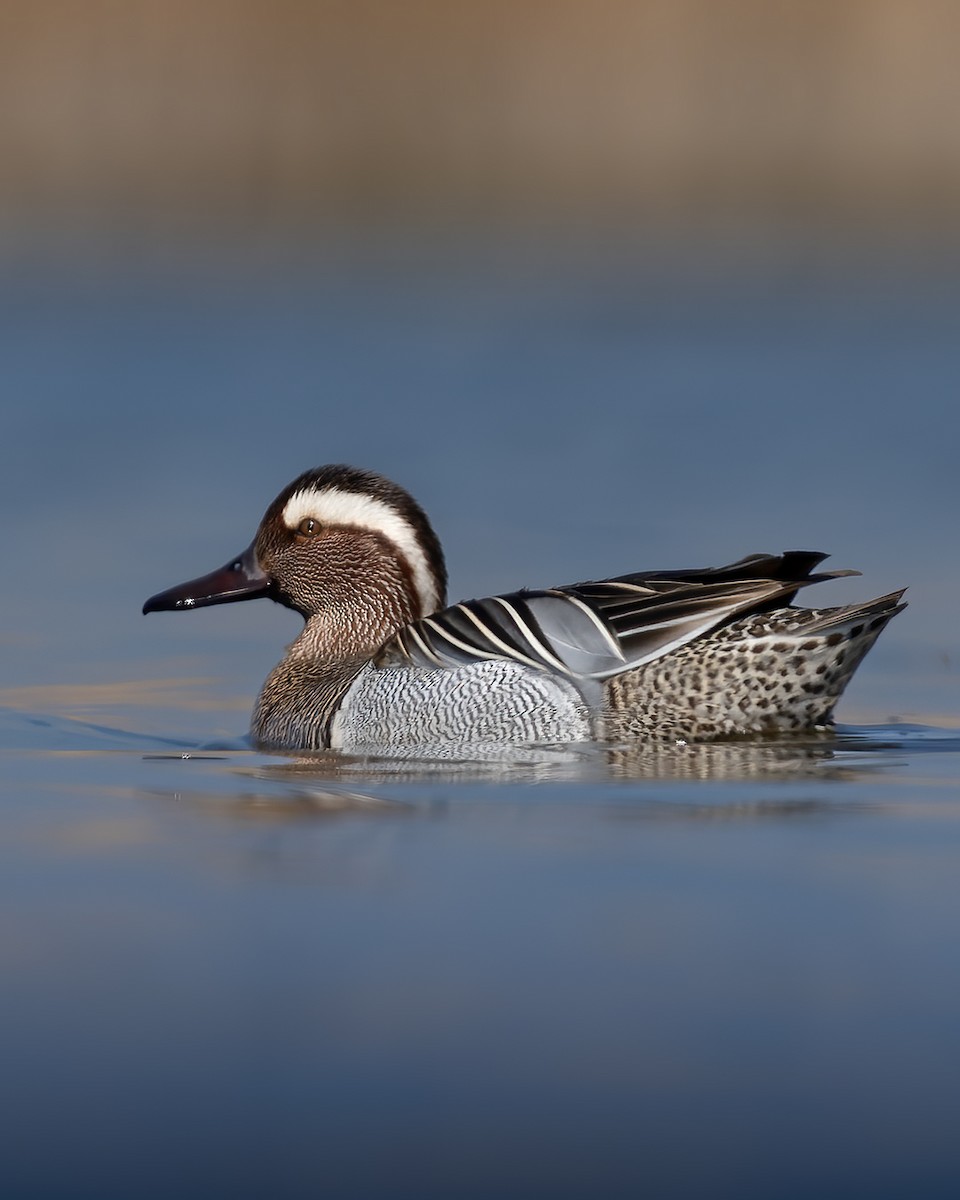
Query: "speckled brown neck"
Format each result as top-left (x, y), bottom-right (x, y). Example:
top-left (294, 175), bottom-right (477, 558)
top-left (252, 652), bottom-right (369, 751)
top-left (251, 565), bottom-right (421, 750)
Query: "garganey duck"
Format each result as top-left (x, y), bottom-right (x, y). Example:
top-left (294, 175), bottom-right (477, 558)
top-left (143, 465), bottom-right (905, 752)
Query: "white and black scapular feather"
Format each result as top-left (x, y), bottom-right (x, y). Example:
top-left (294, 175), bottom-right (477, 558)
top-left (383, 553), bottom-right (850, 678)
top-left (143, 466), bottom-right (906, 752)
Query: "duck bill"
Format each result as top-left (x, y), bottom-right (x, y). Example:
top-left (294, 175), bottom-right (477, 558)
top-left (143, 543), bottom-right (270, 614)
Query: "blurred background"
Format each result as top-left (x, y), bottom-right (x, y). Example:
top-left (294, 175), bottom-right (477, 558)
top-left (2, 0), bottom-right (958, 733)
top-left (3, 0), bottom-right (960, 247)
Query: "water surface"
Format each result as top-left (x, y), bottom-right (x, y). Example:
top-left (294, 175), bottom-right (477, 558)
top-left (3, 242), bottom-right (960, 1197)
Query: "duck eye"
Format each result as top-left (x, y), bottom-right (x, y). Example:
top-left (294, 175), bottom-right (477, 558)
top-left (297, 518), bottom-right (319, 537)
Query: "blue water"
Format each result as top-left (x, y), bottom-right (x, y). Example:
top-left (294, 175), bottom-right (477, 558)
top-left (2, 238), bottom-right (960, 1197)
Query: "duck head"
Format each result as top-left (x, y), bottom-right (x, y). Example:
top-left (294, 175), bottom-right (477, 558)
top-left (143, 465), bottom-right (448, 653)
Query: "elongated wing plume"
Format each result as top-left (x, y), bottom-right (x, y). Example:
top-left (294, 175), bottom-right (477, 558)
top-left (381, 551), bottom-right (854, 682)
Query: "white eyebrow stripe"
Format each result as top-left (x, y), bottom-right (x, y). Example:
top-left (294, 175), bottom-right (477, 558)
top-left (282, 486), bottom-right (440, 615)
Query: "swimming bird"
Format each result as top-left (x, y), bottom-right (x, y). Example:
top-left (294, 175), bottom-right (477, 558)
top-left (143, 465), bottom-right (905, 752)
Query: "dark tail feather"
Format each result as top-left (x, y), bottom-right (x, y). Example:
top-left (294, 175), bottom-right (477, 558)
top-left (608, 551), bottom-right (858, 594)
top-left (801, 589), bottom-right (908, 636)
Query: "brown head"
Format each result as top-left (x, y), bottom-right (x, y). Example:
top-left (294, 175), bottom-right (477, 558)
top-left (143, 465), bottom-right (448, 659)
